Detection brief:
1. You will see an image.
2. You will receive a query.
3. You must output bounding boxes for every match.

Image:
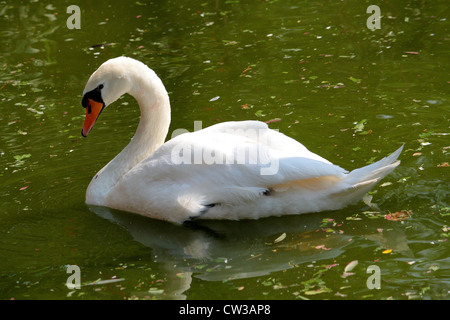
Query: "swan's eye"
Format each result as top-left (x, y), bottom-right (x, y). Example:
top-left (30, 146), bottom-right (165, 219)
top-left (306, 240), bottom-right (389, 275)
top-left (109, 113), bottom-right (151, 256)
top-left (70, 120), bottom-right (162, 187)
top-left (98, 84), bottom-right (104, 90)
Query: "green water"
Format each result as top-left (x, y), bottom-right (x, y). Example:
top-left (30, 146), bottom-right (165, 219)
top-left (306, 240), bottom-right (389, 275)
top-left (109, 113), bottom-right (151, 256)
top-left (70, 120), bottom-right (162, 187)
top-left (0, 0), bottom-right (448, 300)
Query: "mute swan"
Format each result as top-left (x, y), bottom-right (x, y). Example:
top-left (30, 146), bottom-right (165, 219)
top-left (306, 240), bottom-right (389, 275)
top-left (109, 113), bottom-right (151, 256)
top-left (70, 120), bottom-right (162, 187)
top-left (81, 57), bottom-right (403, 224)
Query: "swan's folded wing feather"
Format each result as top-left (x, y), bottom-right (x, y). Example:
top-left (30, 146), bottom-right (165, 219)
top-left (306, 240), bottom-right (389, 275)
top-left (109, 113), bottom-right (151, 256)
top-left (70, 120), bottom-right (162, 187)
top-left (147, 122), bottom-right (347, 183)
top-left (136, 125), bottom-right (347, 207)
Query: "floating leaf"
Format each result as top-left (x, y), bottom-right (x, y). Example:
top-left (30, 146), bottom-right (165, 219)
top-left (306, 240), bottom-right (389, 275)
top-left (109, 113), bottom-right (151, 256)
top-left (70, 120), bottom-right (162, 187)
top-left (428, 265), bottom-right (439, 272)
top-left (14, 154), bottom-right (31, 161)
top-left (261, 279), bottom-right (273, 286)
top-left (83, 278), bottom-right (125, 286)
top-left (304, 287), bottom-right (331, 295)
top-left (384, 210), bottom-right (412, 221)
top-left (274, 232), bottom-right (286, 243)
top-left (344, 260), bottom-right (358, 273)
top-left (382, 249), bottom-right (392, 254)
top-left (222, 40), bottom-right (238, 46)
top-left (241, 66), bottom-right (252, 74)
top-left (265, 118), bottom-right (281, 124)
top-left (349, 76), bottom-right (361, 84)
top-left (353, 119), bottom-right (367, 132)
top-left (254, 110), bottom-right (265, 117)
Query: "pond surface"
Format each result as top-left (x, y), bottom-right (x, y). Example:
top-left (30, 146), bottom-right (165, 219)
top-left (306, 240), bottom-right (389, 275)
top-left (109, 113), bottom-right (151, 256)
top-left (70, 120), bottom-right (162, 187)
top-left (0, 0), bottom-right (448, 300)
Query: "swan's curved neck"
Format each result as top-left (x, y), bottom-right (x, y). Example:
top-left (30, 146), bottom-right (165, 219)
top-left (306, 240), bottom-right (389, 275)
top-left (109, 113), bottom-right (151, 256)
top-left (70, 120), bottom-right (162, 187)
top-left (126, 70), bottom-right (171, 160)
top-left (87, 67), bottom-right (171, 204)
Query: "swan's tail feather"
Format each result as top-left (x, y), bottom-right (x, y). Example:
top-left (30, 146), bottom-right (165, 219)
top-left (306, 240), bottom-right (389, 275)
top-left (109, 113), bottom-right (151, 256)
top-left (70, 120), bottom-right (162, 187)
top-left (331, 145), bottom-right (403, 203)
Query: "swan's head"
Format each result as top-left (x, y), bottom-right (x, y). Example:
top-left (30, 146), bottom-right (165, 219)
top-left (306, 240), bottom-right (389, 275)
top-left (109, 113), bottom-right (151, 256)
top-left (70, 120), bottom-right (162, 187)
top-left (81, 57), bottom-right (134, 137)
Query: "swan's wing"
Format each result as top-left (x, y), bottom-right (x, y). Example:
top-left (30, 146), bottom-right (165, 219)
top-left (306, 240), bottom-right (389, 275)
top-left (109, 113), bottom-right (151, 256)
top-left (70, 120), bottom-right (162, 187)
top-left (135, 121), bottom-right (347, 210)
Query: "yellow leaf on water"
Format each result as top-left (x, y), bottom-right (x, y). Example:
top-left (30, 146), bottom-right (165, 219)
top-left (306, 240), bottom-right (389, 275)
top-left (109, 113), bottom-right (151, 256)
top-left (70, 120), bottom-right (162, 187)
top-left (382, 249), bottom-right (392, 254)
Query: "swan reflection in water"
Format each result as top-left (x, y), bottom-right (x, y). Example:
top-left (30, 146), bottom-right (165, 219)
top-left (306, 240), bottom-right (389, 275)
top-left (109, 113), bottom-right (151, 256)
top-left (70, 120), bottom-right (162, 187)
top-left (89, 206), bottom-right (412, 299)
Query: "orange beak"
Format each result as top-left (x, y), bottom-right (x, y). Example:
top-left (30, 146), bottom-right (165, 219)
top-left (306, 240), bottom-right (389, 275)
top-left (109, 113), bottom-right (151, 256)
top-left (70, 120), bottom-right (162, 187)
top-left (82, 99), bottom-right (104, 137)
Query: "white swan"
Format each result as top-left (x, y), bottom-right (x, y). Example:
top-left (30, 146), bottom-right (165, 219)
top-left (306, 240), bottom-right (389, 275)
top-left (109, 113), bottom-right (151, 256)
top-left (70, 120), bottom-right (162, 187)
top-left (81, 57), bottom-right (403, 224)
